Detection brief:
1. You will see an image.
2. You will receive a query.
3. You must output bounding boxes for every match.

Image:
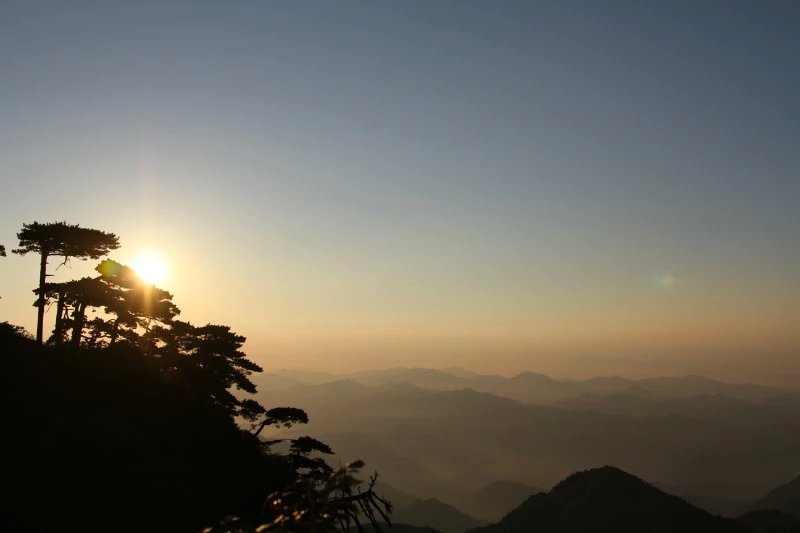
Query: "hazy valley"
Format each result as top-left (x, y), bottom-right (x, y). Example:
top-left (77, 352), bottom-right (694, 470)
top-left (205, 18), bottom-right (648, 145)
top-left (255, 367), bottom-right (800, 529)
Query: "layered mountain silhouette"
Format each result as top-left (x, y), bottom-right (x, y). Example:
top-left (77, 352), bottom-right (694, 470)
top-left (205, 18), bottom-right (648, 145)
top-left (753, 475), bottom-right (800, 517)
top-left (367, 525), bottom-right (440, 533)
top-left (373, 468), bottom-right (800, 533)
top-left (371, 480), bottom-right (418, 510)
top-left (262, 367), bottom-right (795, 404)
top-left (370, 478), bottom-right (542, 525)
top-left (470, 466), bottom-right (749, 533)
top-left (655, 480), bottom-right (759, 517)
top-left (557, 392), bottom-right (800, 425)
top-left (457, 480), bottom-right (545, 522)
top-left (392, 498), bottom-right (486, 533)
top-left (739, 509), bottom-right (800, 532)
top-left (257, 368), bottom-right (800, 513)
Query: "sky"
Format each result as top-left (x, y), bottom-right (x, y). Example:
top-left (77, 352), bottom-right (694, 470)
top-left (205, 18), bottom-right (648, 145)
top-left (1, 1), bottom-right (799, 385)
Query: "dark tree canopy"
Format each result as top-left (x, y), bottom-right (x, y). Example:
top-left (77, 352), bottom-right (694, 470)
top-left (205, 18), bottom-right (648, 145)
top-left (35, 259), bottom-right (181, 348)
top-left (253, 406), bottom-right (310, 436)
top-left (149, 320), bottom-right (263, 419)
top-left (95, 259), bottom-right (180, 341)
top-left (0, 321), bottom-right (32, 342)
top-left (13, 221), bottom-right (120, 260)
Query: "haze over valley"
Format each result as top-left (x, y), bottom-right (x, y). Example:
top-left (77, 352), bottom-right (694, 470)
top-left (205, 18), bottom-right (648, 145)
top-left (255, 366), bottom-right (800, 524)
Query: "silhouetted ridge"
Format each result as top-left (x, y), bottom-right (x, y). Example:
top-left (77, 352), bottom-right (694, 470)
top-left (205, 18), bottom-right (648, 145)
top-left (367, 525), bottom-right (441, 533)
top-left (753, 475), bottom-right (800, 517)
top-left (462, 480), bottom-right (545, 522)
top-left (471, 466), bottom-right (749, 532)
top-left (739, 509), bottom-right (800, 532)
top-left (549, 465), bottom-right (653, 497)
top-left (393, 498), bottom-right (486, 533)
top-left (509, 371), bottom-right (558, 384)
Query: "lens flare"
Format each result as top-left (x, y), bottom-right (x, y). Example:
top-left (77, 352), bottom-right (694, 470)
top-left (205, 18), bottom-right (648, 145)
top-left (652, 273), bottom-right (678, 290)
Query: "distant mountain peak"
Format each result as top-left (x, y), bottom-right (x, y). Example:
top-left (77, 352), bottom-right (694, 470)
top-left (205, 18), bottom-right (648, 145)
top-left (472, 466), bottom-right (748, 533)
top-left (549, 465), bottom-right (655, 497)
top-left (585, 375), bottom-right (631, 384)
top-left (510, 371), bottom-right (556, 383)
top-left (320, 378), bottom-right (368, 389)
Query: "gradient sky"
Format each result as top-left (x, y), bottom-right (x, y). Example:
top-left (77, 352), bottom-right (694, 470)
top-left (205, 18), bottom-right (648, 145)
top-left (1, 1), bottom-right (799, 385)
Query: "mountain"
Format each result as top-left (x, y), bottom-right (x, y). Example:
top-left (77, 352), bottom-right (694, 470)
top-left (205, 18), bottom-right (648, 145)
top-left (655, 480), bottom-right (758, 517)
top-left (459, 480), bottom-right (545, 522)
top-left (321, 431), bottom-right (457, 499)
top-left (556, 392), bottom-right (800, 425)
top-left (753, 475), bottom-right (800, 517)
top-left (260, 381), bottom-right (800, 506)
top-left (636, 376), bottom-right (784, 402)
top-left (470, 466), bottom-right (749, 533)
top-left (557, 392), bottom-right (664, 416)
top-left (393, 498), bottom-right (486, 533)
top-left (265, 367), bottom-right (793, 405)
top-left (348, 367), bottom-right (479, 390)
top-left (739, 509), bottom-right (800, 532)
top-left (257, 370), bottom-right (800, 511)
top-left (441, 367), bottom-right (485, 379)
top-left (368, 525), bottom-right (440, 533)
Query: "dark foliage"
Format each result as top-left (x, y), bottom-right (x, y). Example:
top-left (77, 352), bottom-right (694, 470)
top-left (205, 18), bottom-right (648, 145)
top-left (36, 260), bottom-right (181, 348)
top-left (254, 466), bottom-right (391, 532)
top-left (1, 336), bottom-right (293, 532)
top-left (0, 320), bottom-right (34, 342)
top-left (1, 320), bottom-right (396, 532)
top-left (13, 221), bottom-right (120, 260)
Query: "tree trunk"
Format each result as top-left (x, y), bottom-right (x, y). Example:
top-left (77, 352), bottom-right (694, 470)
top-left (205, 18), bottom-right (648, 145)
top-left (71, 302), bottom-right (86, 348)
top-left (36, 251), bottom-right (49, 344)
top-left (53, 294), bottom-right (65, 344)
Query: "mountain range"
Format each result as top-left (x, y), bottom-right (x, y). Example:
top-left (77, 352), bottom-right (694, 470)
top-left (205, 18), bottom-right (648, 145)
top-left (393, 498), bottom-right (486, 533)
top-left (253, 367), bottom-right (800, 524)
top-left (752, 474), bottom-right (800, 518)
top-left (258, 367), bottom-right (796, 404)
top-left (383, 466), bottom-right (800, 533)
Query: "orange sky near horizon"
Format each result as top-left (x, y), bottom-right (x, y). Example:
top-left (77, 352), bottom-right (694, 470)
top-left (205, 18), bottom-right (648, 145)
top-left (1, 2), bottom-right (799, 388)
top-left (2, 227), bottom-right (797, 388)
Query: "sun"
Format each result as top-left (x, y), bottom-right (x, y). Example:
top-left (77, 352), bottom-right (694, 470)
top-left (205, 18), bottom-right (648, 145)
top-left (131, 251), bottom-right (167, 285)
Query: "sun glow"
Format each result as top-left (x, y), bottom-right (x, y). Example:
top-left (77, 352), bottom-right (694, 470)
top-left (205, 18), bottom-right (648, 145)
top-left (131, 251), bottom-right (167, 285)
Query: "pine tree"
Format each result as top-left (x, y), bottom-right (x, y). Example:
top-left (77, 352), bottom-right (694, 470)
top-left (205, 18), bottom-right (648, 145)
top-left (13, 222), bottom-right (119, 343)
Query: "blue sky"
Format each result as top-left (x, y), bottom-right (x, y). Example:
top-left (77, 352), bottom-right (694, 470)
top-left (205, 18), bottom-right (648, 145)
top-left (1, 1), bottom-right (798, 383)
